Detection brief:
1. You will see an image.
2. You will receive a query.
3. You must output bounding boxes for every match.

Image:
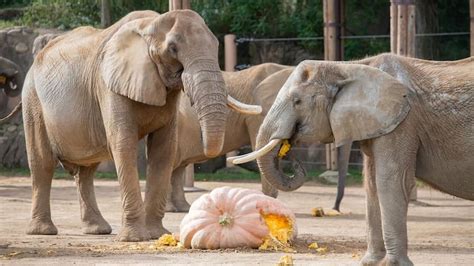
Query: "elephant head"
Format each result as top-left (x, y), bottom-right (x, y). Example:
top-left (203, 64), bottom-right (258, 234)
top-left (0, 57), bottom-right (23, 97)
top-left (101, 10), bottom-right (256, 157)
top-left (229, 61), bottom-right (412, 191)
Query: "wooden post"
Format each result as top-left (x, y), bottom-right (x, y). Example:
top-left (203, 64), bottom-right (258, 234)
top-left (170, 0), bottom-right (190, 11)
top-left (390, 2), bottom-right (398, 53)
top-left (100, 0), bottom-right (111, 28)
top-left (406, 4), bottom-right (416, 57)
top-left (471, 0), bottom-right (474, 56)
top-left (224, 34), bottom-right (237, 72)
top-left (224, 34), bottom-right (238, 167)
top-left (323, 0), bottom-right (342, 171)
top-left (397, 3), bottom-right (408, 55)
top-left (391, 0), bottom-right (416, 56)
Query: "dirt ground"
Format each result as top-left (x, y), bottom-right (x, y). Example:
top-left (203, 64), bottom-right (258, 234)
top-left (0, 176), bottom-right (472, 265)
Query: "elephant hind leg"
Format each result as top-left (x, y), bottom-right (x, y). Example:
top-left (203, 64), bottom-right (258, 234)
top-left (166, 165), bottom-right (191, 213)
top-left (75, 164), bottom-right (112, 234)
top-left (23, 89), bottom-right (58, 235)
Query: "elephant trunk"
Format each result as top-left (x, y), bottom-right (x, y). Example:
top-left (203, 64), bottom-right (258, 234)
top-left (255, 111), bottom-right (306, 191)
top-left (182, 59), bottom-right (228, 158)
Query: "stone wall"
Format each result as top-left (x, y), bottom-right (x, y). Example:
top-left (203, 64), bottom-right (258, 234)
top-left (0, 27), bottom-right (61, 168)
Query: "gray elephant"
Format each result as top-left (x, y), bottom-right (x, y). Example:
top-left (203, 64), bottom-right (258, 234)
top-left (168, 64), bottom-right (351, 213)
top-left (19, 10), bottom-right (255, 242)
top-left (230, 53), bottom-right (474, 265)
top-left (166, 63), bottom-right (291, 212)
top-left (0, 56), bottom-right (22, 97)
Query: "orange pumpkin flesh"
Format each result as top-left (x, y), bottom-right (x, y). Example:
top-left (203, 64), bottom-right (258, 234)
top-left (179, 187), bottom-right (297, 250)
top-left (261, 213), bottom-right (293, 244)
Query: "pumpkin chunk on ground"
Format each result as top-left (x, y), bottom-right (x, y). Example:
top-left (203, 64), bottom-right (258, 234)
top-left (155, 234), bottom-right (178, 247)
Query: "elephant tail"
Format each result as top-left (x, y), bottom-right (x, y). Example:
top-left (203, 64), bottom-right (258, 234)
top-left (0, 102), bottom-right (22, 123)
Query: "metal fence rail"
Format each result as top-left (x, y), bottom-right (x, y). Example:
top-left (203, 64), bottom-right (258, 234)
top-left (236, 32), bottom-right (470, 43)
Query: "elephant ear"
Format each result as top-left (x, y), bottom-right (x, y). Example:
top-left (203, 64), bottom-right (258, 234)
top-left (329, 64), bottom-right (413, 147)
top-left (254, 67), bottom-right (294, 115)
top-left (102, 18), bottom-right (166, 106)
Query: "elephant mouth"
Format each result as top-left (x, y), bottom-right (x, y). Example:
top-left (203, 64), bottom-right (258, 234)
top-left (166, 67), bottom-right (184, 90)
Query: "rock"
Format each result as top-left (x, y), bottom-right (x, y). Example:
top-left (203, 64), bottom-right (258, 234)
top-left (22, 28), bottom-right (33, 34)
top-left (7, 125), bottom-right (17, 132)
top-left (15, 42), bottom-right (29, 53)
top-left (0, 31), bottom-right (6, 44)
top-left (7, 28), bottom-right (22, 36)
top-left (318, 170), bottom-right (340, 184)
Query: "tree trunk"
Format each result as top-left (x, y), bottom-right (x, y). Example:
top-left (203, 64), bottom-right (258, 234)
top-left (416, 0), bottom-right (439, 59)
top-left (101, 0), bottom-right (112, 28)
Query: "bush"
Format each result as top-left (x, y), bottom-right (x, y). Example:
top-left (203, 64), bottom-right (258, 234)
top-left (21, 0), bottom-right (100, 29)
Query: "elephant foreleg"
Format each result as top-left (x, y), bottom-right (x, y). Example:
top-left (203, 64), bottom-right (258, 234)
top-left (109, 134), bottom-right (149, 242)
top-left (75, 164), bottom-right (112, 234)
top-left (360, 144), bottom-right (386, 266)
top-left (166, 166), bottom-right (191, 212)
top-left (144, 125), bottom-right (177, 239)
top-left (373, 137), bottom-right (416, 266)
top-left (333, 143), bottom-right (351, 211)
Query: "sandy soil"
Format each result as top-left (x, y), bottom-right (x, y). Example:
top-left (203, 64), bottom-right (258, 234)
top-left (0, 176), bottom-right (472, 265)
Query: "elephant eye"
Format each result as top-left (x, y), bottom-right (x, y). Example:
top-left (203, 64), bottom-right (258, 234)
top-left (293, 97), bottom-right (302, 106)
top-left (168, 43), bottom-right (178, 56)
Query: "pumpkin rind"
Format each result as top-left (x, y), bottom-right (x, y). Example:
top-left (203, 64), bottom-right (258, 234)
top-left (179, 186), bottom-right (297, 249)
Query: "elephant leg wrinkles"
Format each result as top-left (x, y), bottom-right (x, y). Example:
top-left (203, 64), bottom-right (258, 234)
top-left (75, 163), bottom-right (112, 235)
top-left (24, 86), bottom-right (58, 235)
top-left (360, 144), bottom-right (386, 266)
top-left (108, 130), bottom-right (149, 241)
top-left (371, 130), bottom-right (417, 266)
top-left (166, 165), bottom-right (191, 212)
top-left (144, 123), bottom-right (177, 238)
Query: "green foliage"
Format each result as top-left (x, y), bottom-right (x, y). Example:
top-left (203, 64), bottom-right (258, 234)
top-left (13, 0), bottom-right (169, 30)
top-left (193, 0), bottom-right (323, 38)
top-left (0, 0), bottom-right (32, 8)
top-left (107, 0), bottom-right (168, 23)
top-left (0, 19), bottom-right (20, 29)
top-left (21, 0), bottom-right (100, 29)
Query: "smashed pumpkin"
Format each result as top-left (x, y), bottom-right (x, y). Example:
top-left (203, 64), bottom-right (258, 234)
top-left (179, 187), bottom-right (297, 249)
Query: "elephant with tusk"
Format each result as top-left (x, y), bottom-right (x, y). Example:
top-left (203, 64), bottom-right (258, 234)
top-left (19, 10), bottom-right (259, 242)
top-left (229, 53), bottom-right (474, 265)
top-left (0, 57), bottom-right (23, 98)
top-left (166, 63), bottom-right (292, 212)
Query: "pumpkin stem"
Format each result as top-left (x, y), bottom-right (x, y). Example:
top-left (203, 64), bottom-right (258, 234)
top-left (218, 213), bottom-right (233, 226)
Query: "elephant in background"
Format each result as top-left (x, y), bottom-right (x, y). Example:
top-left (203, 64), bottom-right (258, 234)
top-left (167, 63), bottom-right (352, 213)
top-left (0, 56), bottom-right (22, 97)
top-left (21, 10), bottom-right (256, 242)
top-left (231, 53), bottom-right (474, 265)
top-left (166, 63), bottom-right (291, 212)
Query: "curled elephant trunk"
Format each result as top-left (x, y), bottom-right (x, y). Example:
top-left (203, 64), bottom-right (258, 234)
top-left (255, 133), bottom-right (306, 192)
top-left (228, 136), bottom-right (307, 191)
top-left (228, 98), bottom-right (306, 191)
top-left (182, 59), bottom-right (228, 158)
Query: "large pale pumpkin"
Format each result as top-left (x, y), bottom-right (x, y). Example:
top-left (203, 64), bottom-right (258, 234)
top-left (179, 186), bottom-right (297, 249)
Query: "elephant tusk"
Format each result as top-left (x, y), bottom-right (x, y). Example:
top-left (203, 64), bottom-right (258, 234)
top-left (227, 95), bottom-right (262, 115)
top-left (9, 82), bottom-right (17, 90)
top-left (227, 139), bottom-right (282, 164)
